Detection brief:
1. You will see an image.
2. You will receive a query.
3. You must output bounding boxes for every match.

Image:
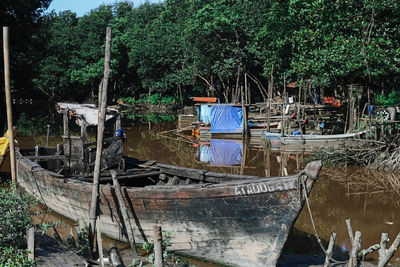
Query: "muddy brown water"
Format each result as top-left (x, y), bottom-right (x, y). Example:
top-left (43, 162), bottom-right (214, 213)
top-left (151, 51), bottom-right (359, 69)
top-left (7, 120), bottom-right (400, 266)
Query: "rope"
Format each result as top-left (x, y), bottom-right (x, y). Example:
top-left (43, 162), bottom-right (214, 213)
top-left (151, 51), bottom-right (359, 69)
top-left (300, 173), bottom-right (349, 264)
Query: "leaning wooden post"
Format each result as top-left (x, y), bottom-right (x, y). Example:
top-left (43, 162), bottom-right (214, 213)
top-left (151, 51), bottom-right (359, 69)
top-left (3, 27), bottom-right (16, 183)
top-left (111, 170), bottom-right (138, 256)
top-left (89, 27), bottom-right (112, 250)
top-left (323, 232), bottom-right (337, 267)
top-left (153, 225), bottom-right (164, 267)
top-left (378, 232), bottom-right (400, 267)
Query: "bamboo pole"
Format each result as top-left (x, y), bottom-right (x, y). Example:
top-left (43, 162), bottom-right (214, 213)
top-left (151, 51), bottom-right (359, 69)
top-left (89, 27), bottom-right (112, 249)
top-left (3, 27), bottom-right (16, 183)
top-left (111, 170), bottom-right (138, 256)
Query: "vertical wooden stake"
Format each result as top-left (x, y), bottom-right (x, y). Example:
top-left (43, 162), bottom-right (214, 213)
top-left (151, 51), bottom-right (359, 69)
top-left (89, 27), bottom-right (112, 250)
top-left (3, 27), bottom-right (16, 183)
top-left (111, 170), bottom-right (138, 256)
top-left (323, 232), bottom-right (336, 267)
top-left (153, 225), bottom-right (164, 267)
top-left (345, 219), bottom-right (354, 244)
top-left (96, 217), bottom-right (104, 267)
top-left (349, 231), bottom-right (362, 267)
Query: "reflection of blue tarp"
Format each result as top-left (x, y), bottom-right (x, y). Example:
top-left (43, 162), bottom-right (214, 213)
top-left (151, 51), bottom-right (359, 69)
top-left (199, 145), bottom-right (210, 163)
top-left (210, 106), bottom-right (243, 133)
top-left (210, 139), bottom-right (242, 166)
top-left (198, 104), bottom-right (212, 123)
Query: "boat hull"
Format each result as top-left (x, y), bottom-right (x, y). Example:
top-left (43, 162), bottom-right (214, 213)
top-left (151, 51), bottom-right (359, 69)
top-left (16, 155), bottom-right (321, 266)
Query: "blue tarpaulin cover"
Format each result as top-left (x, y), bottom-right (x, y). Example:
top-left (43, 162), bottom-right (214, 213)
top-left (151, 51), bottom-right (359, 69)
top-left (210, 139), bottom-right (242, 166)
top-left (198, 104), bottom-right (212, 123)
top-left (210, 106), bottom-right (243, 133)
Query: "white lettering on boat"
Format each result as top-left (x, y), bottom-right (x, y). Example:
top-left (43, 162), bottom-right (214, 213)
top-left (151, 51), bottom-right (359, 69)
top-left (233, 182), bottom-right (291, 196)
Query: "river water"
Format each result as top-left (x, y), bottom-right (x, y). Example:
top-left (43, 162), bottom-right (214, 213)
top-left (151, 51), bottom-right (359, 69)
top-left (10, 119), bottom-right (400, 266)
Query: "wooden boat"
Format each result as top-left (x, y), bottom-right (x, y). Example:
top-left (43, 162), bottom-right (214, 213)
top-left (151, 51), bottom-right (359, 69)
top-left (280, 131), bottom-right (366, 145)
top-left (15, 103), bottom-right (323, 267)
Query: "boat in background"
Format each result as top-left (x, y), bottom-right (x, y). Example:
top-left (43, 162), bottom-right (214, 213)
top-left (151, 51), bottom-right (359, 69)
top-left (280, 131), bottom-right (367, 146)
top-left (16, 103), bottom-right (323, 267)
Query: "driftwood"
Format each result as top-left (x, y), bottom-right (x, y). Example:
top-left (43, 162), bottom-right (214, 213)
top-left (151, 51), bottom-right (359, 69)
top-left (378, 232), bottom-right (400, 267)
top-left (308, 137), bottom-right (400, 171)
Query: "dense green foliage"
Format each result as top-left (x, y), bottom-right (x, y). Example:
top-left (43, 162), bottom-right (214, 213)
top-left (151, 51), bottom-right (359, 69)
top-left (0, 183), bottom-right (36, 266)
top-left (3, 0), bottom-right (400, 110)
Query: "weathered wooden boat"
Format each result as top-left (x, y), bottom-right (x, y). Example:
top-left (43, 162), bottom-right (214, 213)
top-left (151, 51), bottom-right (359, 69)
top-left (280, 131), bottom-right (366, 145)
top-left (15, 103), bottom-right (323, 267)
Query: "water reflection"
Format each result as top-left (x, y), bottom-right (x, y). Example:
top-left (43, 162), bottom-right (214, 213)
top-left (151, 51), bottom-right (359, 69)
top-left (197, 139), bottom-right (242, 167)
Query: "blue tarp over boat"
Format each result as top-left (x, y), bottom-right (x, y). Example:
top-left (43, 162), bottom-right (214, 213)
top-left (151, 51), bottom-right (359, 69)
top-left (197, 104), bottom-right (212, 123)
top-left (210, 106), bottom-right (243, 133)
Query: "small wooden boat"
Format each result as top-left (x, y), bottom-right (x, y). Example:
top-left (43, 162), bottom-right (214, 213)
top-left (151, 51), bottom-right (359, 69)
top-left (16, 103), bottom-right (323, 267)
top-left (280, 131), bottom-right (366, 145)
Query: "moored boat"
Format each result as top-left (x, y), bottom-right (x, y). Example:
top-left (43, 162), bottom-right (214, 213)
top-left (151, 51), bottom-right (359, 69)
top-left (280, 131), bottom-right (366, 146)
top-left (15, 103), bottom-right (323, 267)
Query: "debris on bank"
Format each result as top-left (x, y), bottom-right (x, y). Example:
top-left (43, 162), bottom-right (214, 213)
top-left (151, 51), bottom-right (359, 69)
top-left (308, 137), bottom-right (400, 171)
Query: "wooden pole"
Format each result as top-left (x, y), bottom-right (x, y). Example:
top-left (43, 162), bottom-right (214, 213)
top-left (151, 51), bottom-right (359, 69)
top-left (323, 232), bottom-right (336, 267)
top-left (111, 170), bottom-right (138, 256)
top-left (89, 27), bottom-right (112, 249)
top-left (96, 217), bottom-right (104, 267)
top-left (153, 225), bottom-right (164, 267)
top-left (267, 66), bottom-right (273, 132)
top-left (241, 86), bottom-right (247, 136)
top-left (3, 27), bottom-right (16, 183)
top-left (349, 231), bottom-right (362, 267)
